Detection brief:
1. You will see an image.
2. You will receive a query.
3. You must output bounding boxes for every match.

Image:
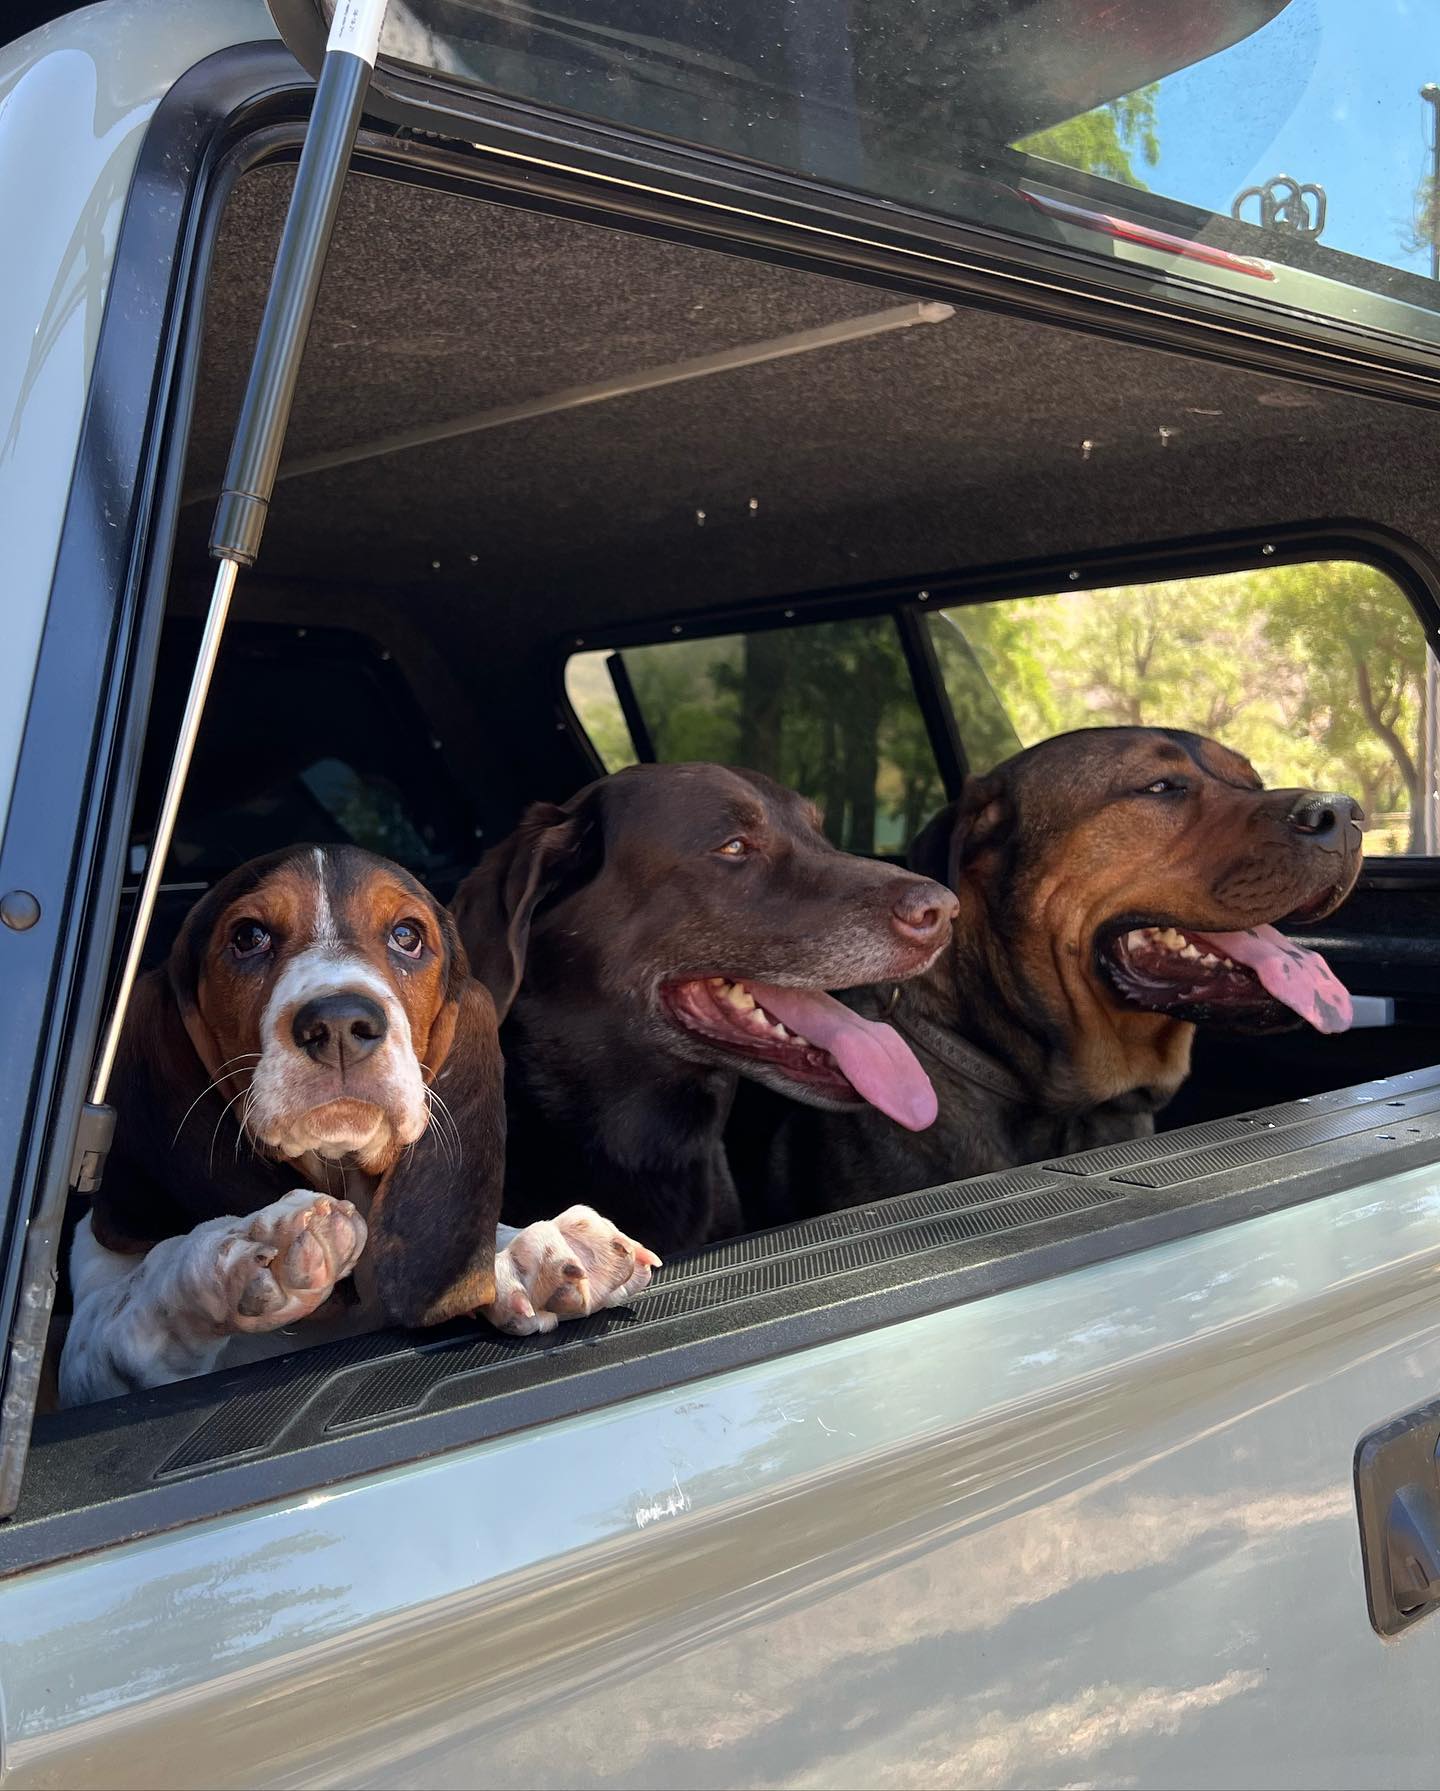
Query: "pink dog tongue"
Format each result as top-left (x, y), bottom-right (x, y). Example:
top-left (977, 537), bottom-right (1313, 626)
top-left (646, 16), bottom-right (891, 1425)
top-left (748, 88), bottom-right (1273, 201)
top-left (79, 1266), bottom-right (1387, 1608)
top-left (747, 983), bottom-right (938, 1131)
top-left (1191, 925), bottom-right (1353, 1034)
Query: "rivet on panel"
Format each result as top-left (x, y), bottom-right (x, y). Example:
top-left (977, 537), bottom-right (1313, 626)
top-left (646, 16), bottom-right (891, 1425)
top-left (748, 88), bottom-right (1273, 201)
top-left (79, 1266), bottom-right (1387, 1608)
top-left (1, 891), bottom-right (41, 931)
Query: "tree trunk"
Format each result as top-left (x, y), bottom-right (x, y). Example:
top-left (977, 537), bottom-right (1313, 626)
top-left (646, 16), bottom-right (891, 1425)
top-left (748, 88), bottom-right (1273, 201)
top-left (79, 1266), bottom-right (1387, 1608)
top-left (1352, 652), bottom-right (1422, 848)
top-left (739, 632), bottom-right (786, 773)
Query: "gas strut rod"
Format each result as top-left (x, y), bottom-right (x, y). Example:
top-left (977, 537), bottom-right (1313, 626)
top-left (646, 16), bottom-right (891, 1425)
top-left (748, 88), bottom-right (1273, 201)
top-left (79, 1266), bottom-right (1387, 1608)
top-left (77, 0), bottom-right (392, 1181)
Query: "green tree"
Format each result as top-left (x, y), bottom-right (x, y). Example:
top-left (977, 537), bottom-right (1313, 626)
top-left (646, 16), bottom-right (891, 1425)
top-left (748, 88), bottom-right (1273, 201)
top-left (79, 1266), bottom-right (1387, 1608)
top-left (1416, 170), bottom-right (1439, 257)
top-left (617, 620), bottom-right (945, 854)
top-left (1407, 154), bottom-right (1440, 286)
top-left (570, 563), bottom-right (1432, 860)
top-left (940, 561), bottom-right (1430, 854)
top-left (1017, 86), bottom-right (1160, 189)
top-left (1261, 561), bottom-right (1425, 838)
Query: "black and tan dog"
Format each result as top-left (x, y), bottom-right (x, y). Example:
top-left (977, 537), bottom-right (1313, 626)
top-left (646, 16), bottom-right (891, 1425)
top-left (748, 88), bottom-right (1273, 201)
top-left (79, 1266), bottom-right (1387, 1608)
top-left (60, 844), bottom-right (658, 1407)
top-left (452, 762), bottom-right (957, 1256)
top-left (739, 727), bottom-right (1363, 1216)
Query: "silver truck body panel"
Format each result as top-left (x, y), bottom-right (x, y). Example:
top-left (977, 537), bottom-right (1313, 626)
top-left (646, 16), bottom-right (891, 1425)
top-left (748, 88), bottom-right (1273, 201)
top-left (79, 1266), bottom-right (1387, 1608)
top-left (3, 1166), bottom-right (1439, 1788)
top-left (0, 0), bottom-right (275, 837)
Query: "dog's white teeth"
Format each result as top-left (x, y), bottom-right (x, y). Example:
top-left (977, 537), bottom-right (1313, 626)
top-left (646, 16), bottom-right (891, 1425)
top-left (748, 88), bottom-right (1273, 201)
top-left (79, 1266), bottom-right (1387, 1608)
top-left (1126, 929), bottom-right (1146, 949)
top-left (1180, 943), bottom-right (1200, 961)
top-left (1200, 952), bottom-right (1219, 968)
top-left (1222, 956), bottom-right (1237, 969)
top-left (725, 985), bottom-right (757, 1012)
top-left (1159, 927), bottom-right (1185, 950)
top-left (708, 976), bottom-right (727, 990)
top-left (773, 1022), bottom-right (791, 1041)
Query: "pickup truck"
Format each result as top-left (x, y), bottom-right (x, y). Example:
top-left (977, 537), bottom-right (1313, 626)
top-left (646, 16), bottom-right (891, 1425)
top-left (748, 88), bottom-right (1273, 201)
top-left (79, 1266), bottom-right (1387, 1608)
top-left (3, 1), bottom-right (1440, 1785)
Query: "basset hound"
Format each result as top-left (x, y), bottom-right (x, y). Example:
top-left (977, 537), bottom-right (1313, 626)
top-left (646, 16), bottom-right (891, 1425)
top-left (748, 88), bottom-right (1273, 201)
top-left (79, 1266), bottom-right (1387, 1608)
top-left (59, 844), bottom-right (658, 1407)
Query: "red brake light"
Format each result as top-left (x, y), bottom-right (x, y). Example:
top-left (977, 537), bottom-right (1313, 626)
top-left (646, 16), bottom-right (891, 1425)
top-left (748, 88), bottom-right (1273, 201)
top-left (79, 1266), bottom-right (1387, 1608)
top-left (1023, 190), bottom-right (1276, 281)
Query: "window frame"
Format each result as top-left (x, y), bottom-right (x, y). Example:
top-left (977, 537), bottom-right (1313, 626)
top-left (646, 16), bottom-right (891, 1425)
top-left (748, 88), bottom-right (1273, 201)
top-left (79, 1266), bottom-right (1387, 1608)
top-left (266, 0), bottom-right (1440, 384)
top-left (0, 43), bottom-right (317, 1524)
top-left (557, 521), bottom-right (1440, 882)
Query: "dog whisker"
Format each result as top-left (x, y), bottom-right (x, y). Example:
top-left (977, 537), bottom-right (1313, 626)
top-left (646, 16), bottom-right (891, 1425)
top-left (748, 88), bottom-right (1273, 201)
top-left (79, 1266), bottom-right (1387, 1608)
top-left (422, 1095), bottom-right (456, 1171)
top-left (424, 1085), bottom-right (463, 1170)
top-left (209, 1082), bottom-right (254, 1176)
top-left (173, 1061), bottom-right (258, 1146)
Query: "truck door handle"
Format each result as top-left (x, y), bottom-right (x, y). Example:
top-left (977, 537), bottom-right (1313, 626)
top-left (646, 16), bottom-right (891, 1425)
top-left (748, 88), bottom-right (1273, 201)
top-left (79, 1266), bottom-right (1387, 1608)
top-left (1385, 1483), bottom-right (1440, 1617)
top-left (1356, 1398), bottom-right (1440, 1636)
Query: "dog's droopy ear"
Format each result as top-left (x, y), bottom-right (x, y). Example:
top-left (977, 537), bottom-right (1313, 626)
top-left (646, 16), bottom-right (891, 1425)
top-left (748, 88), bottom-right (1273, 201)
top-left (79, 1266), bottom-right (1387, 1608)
top-left (908, 772), bottom-right (1012, 890)
top-left (450, 795), bottom-right (599, 1021)
top-left (90, 967), bottom-right (293, 1251)
top-left (367, 975), bottom-right (507, 1328)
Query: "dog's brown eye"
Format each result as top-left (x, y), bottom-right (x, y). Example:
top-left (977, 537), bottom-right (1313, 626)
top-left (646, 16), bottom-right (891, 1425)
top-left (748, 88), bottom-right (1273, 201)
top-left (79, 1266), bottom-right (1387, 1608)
top-left (230, 920), bottom-right (271, 959)
top-left (1141, 779), bottom-right (1185, 796)
top-left (715, 838), bottom-right (749, 858)
top-left (389, 919), bottom-right (424, 957)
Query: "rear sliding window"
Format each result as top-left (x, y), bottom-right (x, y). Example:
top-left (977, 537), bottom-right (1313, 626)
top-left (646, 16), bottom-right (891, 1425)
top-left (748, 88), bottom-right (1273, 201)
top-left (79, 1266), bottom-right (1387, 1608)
top-left (567, 617), bottom-right (944, 854)
top-left (567, 557), bottom-right (1437, 856)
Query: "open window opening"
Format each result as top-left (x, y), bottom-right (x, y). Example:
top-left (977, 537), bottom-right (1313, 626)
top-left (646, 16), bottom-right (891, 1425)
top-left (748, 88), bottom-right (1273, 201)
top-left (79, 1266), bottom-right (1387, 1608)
top-left (14, 136), bottom-right (1440, 1559)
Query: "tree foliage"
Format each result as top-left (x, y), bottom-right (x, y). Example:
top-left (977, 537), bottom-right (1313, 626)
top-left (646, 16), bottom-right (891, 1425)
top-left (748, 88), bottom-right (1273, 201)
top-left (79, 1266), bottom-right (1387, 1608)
top-left (950, 562), bottom-right (1429, 852)
top-left (570, 622), bottom-right (945, 855)
top-left (1411, 170), bottom-right (1439, 259)
top-left (567, 564), bottom-right (1432, 857)
top-left (1017, 86), bottom-right (1161, 189)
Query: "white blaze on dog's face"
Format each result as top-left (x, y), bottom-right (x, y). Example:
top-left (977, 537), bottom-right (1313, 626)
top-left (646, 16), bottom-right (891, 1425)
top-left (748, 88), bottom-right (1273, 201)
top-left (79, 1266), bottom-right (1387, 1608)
top-left (183, 845), bottom-right (457, 1173)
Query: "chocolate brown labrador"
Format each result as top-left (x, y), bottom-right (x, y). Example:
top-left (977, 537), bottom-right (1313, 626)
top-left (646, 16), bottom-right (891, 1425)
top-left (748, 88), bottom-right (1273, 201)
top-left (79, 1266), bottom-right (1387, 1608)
top-left (737, 727), bottom-right (1363, 1218)
top-left (451, 763), bottom-right (958, 1255)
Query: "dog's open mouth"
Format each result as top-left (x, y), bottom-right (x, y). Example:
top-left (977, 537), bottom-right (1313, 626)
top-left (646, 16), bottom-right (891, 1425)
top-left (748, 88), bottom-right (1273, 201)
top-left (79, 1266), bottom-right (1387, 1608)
top-left (662, 976), bottom-right (938, 1130)
top-left (1100, 920), bottom-right (1352, 1034)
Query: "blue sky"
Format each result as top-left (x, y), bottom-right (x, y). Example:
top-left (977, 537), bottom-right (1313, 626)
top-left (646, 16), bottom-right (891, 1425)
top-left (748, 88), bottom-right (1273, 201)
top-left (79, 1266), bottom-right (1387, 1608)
top-left (1142, 0), bottom-right (1437, 275)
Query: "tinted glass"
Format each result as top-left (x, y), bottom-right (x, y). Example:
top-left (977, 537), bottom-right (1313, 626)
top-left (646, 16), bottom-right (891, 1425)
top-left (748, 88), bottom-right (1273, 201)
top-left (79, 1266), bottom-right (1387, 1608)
top-left (565, 618), bottom-right (945, 853)
top-left (134, 621), bottom-right (481, 882)
top-left (356, 0), bottom-right (1440, 341)
top-left (1023, 0), bottom-right (1435, 290)
top-left (929, 560), bottom-right (1438, 854)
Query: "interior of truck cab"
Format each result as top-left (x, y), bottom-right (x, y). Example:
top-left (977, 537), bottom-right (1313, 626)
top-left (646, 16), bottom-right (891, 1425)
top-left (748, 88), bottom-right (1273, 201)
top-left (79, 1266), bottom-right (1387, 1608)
top-left (7, 0), bottom-right (1440, 1568)
top-left (150, 159), bottom-right (1440, 1106)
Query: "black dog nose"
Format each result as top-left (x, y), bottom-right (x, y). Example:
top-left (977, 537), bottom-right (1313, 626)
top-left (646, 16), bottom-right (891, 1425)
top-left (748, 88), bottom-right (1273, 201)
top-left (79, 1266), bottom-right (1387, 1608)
top-left (890, 878), bottom-right (959, 949)
top-left (291, 992), bottom-right (388, 1068)
top-left (1286, 792), bottom-right (1364, 837)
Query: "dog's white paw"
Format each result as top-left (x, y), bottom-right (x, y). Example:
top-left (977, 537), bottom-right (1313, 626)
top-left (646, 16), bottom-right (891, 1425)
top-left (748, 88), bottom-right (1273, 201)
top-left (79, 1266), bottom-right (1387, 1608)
top-left (482, 1205), bottom-right (661, 1337)
top-left (206, 1190), bottom-right (368, 1335)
